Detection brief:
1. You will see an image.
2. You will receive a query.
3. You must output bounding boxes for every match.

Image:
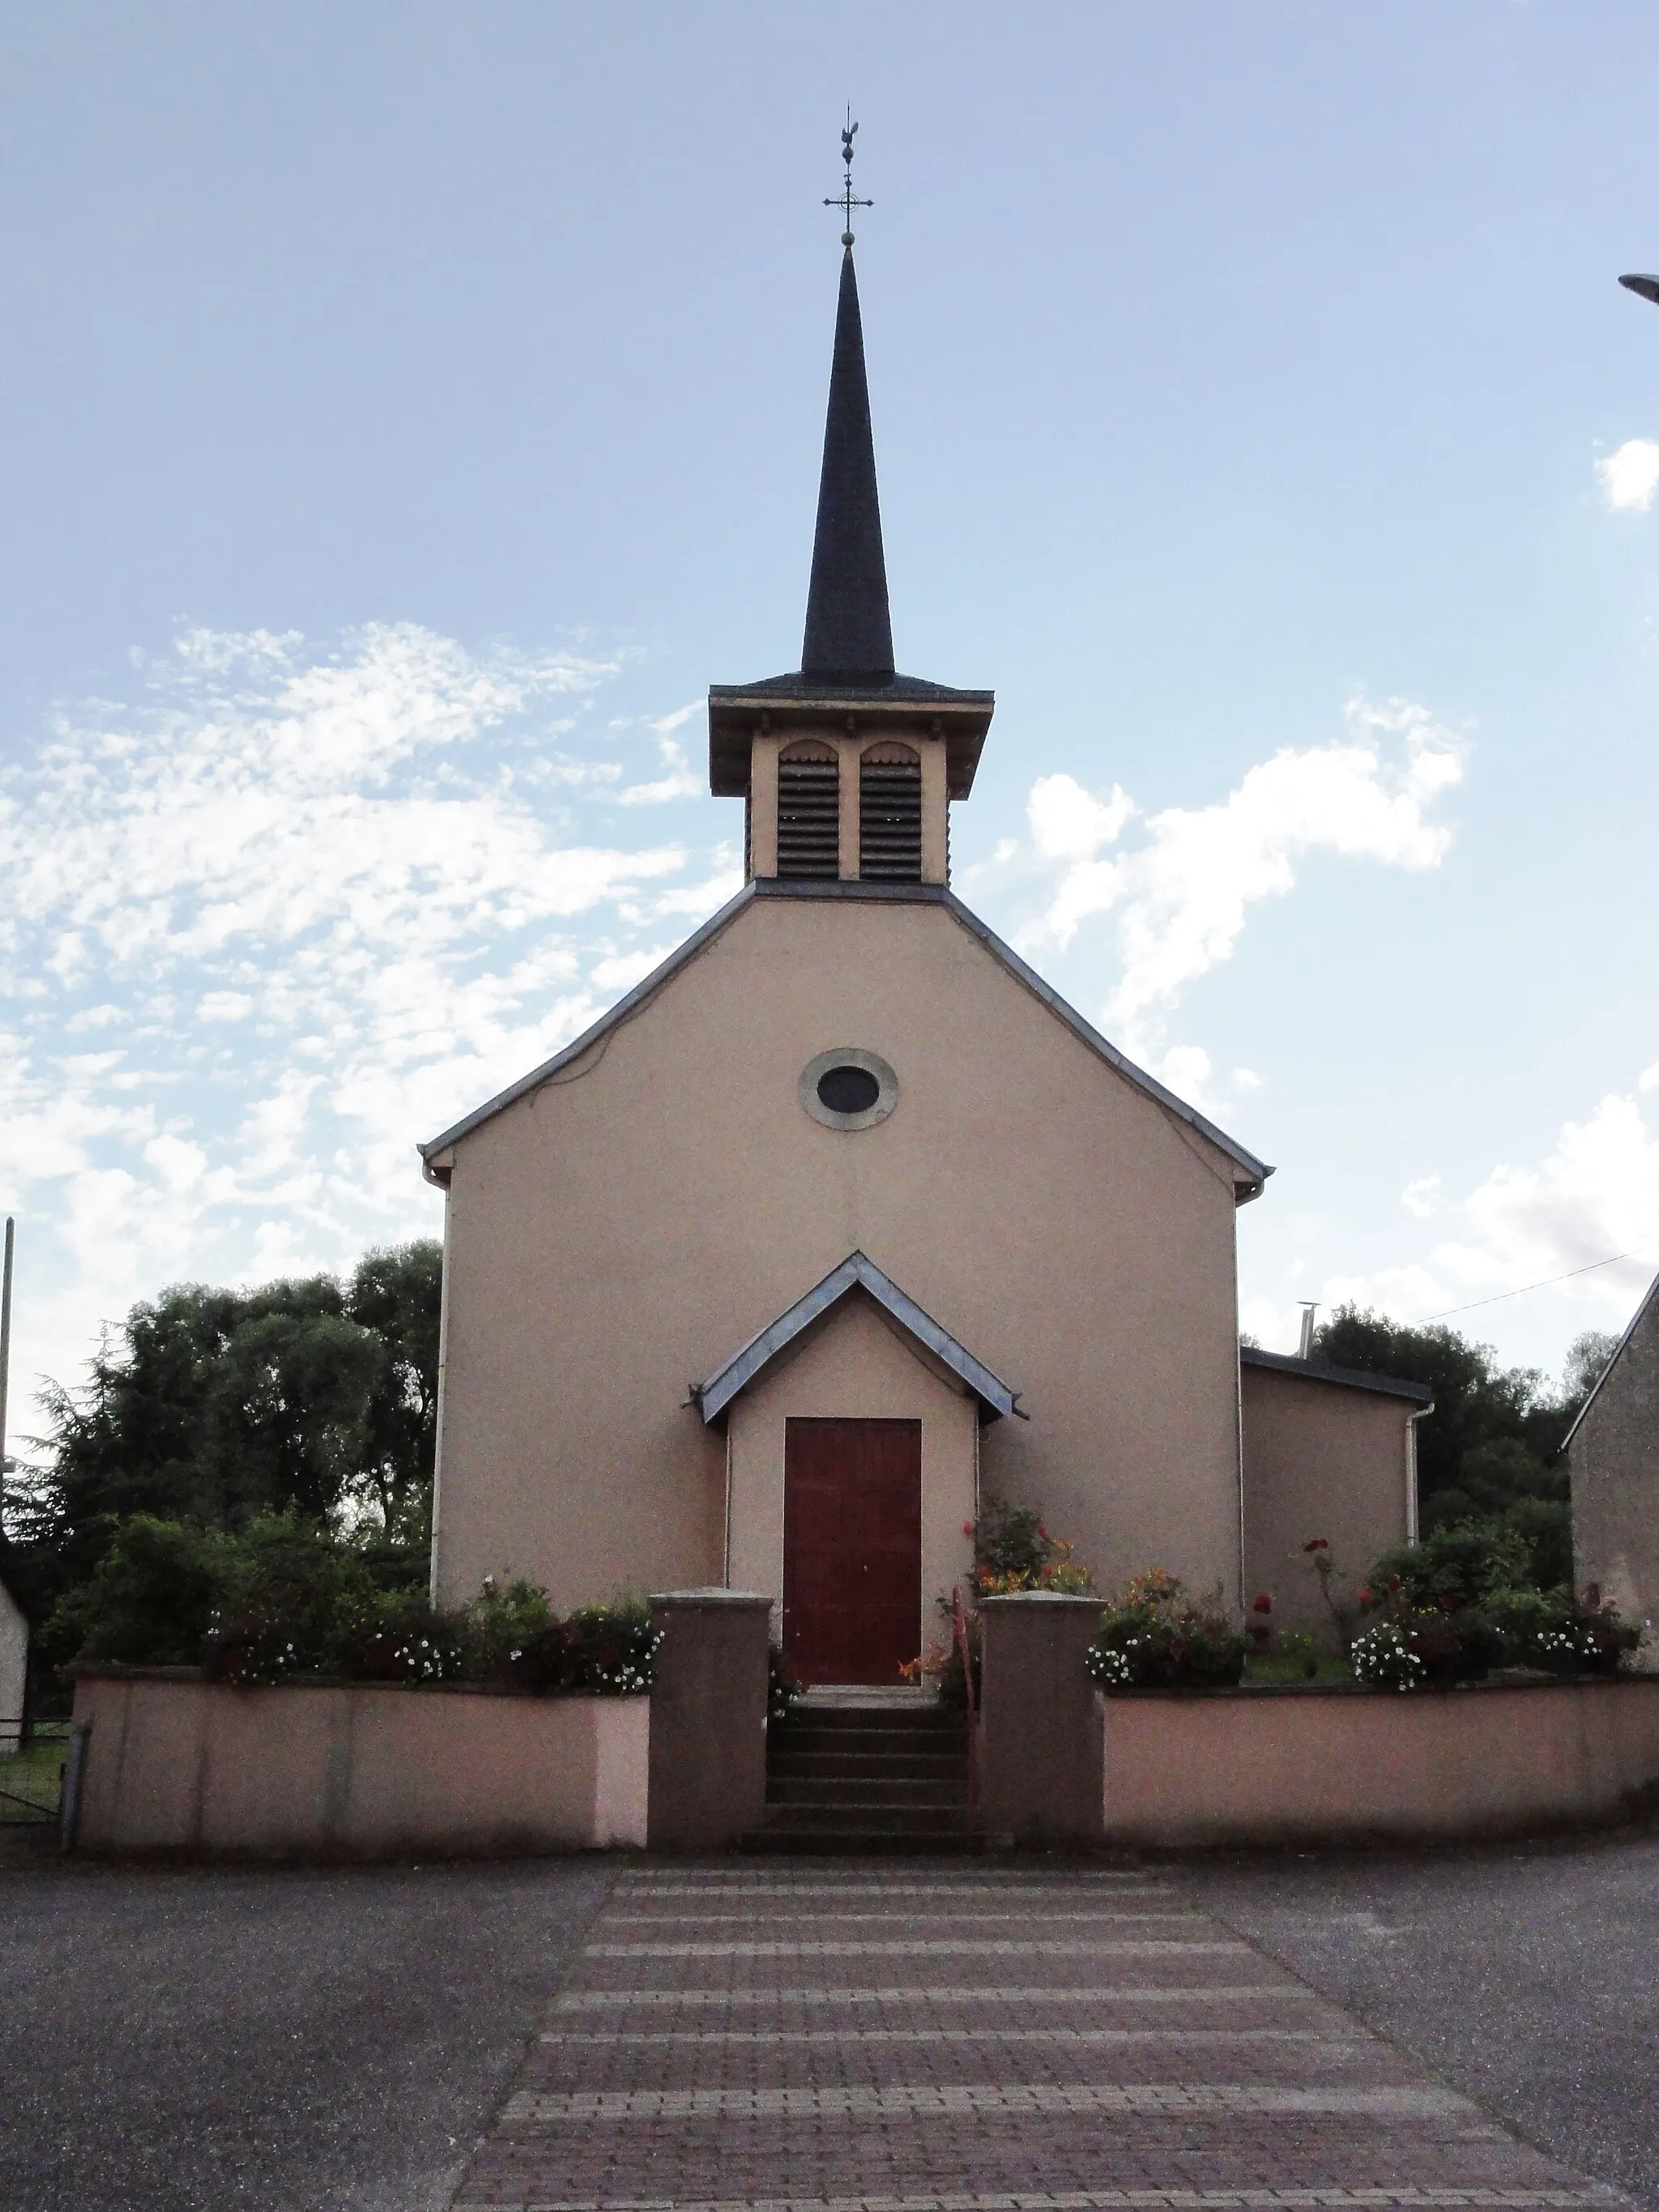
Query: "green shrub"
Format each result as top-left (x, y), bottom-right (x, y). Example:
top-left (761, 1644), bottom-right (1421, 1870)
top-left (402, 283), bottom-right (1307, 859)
top-left (499, 1600), bottom-right (661, 1695)
top-left (51, 1514), bottom-right (661, 1693)
top-left (1349, 1530), bottom-right (1640, 1692)
top-left (49, 1515), bottom-right (227, 1667)
top-left (969, 1494), bottom-right (1094, 1595)
top-left (1085, 1569), bottom-right (1246, 1691)
top-left (1364, 1521), bottom-right (1531, 1615)
top-left (463, 1577), bottom-right (558, 1679)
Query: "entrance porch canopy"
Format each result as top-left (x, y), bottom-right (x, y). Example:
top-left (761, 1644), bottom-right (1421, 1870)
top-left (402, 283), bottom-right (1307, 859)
top-left (693, 1250), bottom-right (1021, 1427)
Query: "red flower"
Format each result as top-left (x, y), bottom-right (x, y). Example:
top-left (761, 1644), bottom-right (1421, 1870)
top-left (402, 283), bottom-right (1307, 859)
top-left (1038, 1524), bottom-right (1048, 1537)
top-left (962, 1521), bottom-right (975, 1537)
top-left (1303, 1538), bottom-right (1329, 1553)
top-left (1356, 1587), bottom-right (1373, 1607)
top-left (1252, 1593), bottom-right (1272, 1613)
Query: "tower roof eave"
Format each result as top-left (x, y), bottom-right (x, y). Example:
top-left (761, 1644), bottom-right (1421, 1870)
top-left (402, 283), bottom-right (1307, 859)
top-left (707, 676), bottom-right (995, 798)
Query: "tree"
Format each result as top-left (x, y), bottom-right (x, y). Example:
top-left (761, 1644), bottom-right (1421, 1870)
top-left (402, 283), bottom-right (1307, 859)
top-left (1562, 1328), bottom-right (1620, 1407)
top-left (0, 1242), bottom-right (442, 1649)
top-left (1313, 1305), bottom-right (1605, 1589)
top-left (346, 1240), bottom-right (443, 1539)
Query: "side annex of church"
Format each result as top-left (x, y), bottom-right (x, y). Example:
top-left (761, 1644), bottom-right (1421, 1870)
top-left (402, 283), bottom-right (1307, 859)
top-left (416, 234), bottom-right (1429, 1681)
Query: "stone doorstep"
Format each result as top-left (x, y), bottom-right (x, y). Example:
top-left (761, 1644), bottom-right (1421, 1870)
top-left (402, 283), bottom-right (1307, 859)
top-left (795, 1687), bottom-right (944, 1710)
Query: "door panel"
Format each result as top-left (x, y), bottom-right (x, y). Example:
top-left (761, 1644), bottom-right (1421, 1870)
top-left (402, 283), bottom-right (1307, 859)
top-left (783, 1417), bottom-right (923, 1686)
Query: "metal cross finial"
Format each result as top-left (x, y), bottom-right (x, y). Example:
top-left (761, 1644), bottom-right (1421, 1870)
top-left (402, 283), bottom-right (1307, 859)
top-left (823, 110), bottom-right (872, 246)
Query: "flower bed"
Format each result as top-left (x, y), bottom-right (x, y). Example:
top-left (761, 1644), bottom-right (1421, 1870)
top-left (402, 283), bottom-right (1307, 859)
top-left (1085, 1570), bottom-right (1247, 1691)
top-left (53, 1516), bottom-right (663, 1697)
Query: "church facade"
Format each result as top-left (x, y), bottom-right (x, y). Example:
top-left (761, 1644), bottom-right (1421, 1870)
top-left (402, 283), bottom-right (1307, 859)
top-left (418, 242), bottom-right (1426, 1681)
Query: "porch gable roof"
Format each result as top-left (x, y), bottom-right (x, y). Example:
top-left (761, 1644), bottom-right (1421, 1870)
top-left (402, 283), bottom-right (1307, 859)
top-left (693, 1250), bottom-right (1021, 1426)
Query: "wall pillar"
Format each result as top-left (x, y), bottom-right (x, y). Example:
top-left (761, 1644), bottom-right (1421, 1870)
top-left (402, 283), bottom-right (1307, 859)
top-left (748, 737), bottom-right (781, 880)
top-left (979, 1592), bottom-right (1104, 1846)
top-left (646, 1590), bottom-right (772, 1850)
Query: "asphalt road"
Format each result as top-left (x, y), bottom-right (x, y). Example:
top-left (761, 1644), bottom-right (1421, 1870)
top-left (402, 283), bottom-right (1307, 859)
top-left (6, 1827), bottom-right (1658, 2212)
top-left (0, 1831), bottom-right (609, 2212)
top-left (1185, 1826), bottom-right (1659, 2212)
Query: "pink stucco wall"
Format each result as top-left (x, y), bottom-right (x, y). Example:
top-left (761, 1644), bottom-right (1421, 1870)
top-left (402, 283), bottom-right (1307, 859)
top-left (1099, 1677), bottom-right (1659, 1847)
top-left (429, 895), bottom-right (1250, 1618)
top-left (1239, 1364), bottom-right (1416, 1639)
top-left (70, 1671), bottom-right (648, 1858)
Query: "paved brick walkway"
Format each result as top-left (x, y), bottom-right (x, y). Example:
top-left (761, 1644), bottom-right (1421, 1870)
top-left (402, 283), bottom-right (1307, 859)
top-left (448, 1861), bottom-right (1627, 2212)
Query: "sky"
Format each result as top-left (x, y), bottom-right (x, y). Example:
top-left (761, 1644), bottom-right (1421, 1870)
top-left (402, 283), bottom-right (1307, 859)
top-left (5, 1), bottom-right (1659, 1436)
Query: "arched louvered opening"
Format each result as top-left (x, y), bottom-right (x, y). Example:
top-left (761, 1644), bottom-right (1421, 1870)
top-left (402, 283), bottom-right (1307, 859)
top-left (859, 744), bottom-right (923, 881)
top-left (777, 747), bottom-right (841, 878)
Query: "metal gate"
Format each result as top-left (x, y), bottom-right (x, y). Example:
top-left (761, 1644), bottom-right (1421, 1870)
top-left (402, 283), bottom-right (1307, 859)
top-left (0, 1717), bottom-right (70, 1828)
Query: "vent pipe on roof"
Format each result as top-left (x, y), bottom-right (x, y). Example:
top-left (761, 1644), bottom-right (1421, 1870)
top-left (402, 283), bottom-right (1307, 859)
top-left (1297, 1302), bottom-right (1318, 1360)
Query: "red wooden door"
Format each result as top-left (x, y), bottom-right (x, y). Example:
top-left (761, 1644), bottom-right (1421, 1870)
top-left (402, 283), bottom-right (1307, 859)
top-left (783, 1417), bottom-right (923, 1686)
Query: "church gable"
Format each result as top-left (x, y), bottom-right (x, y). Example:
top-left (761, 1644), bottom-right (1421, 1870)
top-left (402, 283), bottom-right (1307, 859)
top-left (420, 879), bottom-right (1267, 1202)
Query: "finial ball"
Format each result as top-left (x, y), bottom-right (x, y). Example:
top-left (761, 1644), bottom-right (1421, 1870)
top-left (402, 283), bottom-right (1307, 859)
top-left (842, 231), bottom-right (855, 246)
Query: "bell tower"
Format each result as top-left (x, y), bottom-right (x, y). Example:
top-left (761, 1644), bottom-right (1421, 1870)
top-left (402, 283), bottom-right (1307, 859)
top-left (707, 137), bottom-right (994, 888)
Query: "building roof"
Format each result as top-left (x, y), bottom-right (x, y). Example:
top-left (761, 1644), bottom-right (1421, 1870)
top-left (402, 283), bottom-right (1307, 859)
top-left (1240, 1344), bottom-right (1435, 1404)
top-left (706, 241), bottom-right (995, 799)
top-left (417, 877), bottom-right (1273, 1194)
top-left (801, 245), bottom-right (893, 682)
top-left (693, 1249), bottom-right (1021, 1426)
top-left (1559, 1264), bottom-right (1659, 1451)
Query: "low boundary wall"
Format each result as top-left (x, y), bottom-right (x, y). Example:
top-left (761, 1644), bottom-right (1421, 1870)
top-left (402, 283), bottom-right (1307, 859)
top-left (70, 1669), bottom-right (649, 1859)
top-left (1102, 1676), bottom-right (1659, 1848)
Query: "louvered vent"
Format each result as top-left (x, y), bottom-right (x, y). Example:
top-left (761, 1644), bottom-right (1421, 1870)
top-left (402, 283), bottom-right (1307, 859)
top-left (777, 752), bottom-right (841, 878)
top-left (859, 749), bottom-right (923, 881)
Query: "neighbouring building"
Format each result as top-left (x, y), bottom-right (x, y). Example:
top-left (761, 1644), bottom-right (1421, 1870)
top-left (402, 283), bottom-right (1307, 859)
top-left (416, 235), bottom-right (1430, 1685)
top-left (1567, 1268), bottom-right (1659, 1648)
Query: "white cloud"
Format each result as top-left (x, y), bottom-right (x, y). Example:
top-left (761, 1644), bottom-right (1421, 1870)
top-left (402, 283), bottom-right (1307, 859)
top-left (590, 944), bottom-right (677, 992)
top-left (651, 701), bottom-right (703, 735)
top-left (0, 624), bottom-right (736, 1416)
top-left (1401, 1174), bottom-right (1442, 1220)
top-left (1015, 697), bottom-right (1464, 1045)
top-left (1597, 437), bottom-right (1659, 513)
top-left (619, 733), bottom-right (704, 806)
top-left (1026, 774), bottom-right (1135, 863)
top-left (1322, 1085), bottom-right (1659, 1335)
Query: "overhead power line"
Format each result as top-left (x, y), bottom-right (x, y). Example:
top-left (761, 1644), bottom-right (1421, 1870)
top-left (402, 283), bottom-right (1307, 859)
top-left (1421, 1246), bottom-right (1659, 1323)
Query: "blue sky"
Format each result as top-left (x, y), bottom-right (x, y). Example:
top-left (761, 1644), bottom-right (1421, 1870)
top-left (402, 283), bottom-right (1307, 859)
top-left (5, 1), bottom-right (1659, 1426)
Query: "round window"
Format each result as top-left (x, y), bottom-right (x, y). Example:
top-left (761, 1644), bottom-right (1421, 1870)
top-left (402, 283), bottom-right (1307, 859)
top-left (800, 1046), bottom-right (899, 1132)
top-left (817, 1063), bottom-right (880, 1115)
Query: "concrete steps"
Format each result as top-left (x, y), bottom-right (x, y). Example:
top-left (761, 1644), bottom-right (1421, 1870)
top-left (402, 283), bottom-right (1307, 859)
top-left (739, 1695), bottom-right (978, 1854)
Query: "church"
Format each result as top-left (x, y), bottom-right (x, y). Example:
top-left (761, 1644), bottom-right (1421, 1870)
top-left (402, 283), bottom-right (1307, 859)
top-left (416, 228), bottom-right (1430, 1682)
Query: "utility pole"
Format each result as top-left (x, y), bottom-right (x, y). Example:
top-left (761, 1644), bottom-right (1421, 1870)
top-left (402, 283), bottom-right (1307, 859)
top-left (0, 1216), bottom-right (13, 1510)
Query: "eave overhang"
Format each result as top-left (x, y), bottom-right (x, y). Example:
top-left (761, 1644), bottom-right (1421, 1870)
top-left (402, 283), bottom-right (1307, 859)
top-left (693, 1250), bottom-right (1021, 1427)
top-left (1240, 1345), bottom-right (1435, 1404)
top-left (708, 676), bottom-right (996, 799)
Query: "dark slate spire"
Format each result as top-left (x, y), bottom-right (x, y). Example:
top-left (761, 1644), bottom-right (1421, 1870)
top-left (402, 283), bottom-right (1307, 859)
top-left (800, 245), bottom-right (895, 681)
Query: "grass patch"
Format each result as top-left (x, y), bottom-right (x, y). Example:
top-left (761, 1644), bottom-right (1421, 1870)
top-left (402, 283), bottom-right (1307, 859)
top-left (1243, 1650), bottom-right (1351, 1687)
top-left (0, 1732), bottom-right (69, 1823)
